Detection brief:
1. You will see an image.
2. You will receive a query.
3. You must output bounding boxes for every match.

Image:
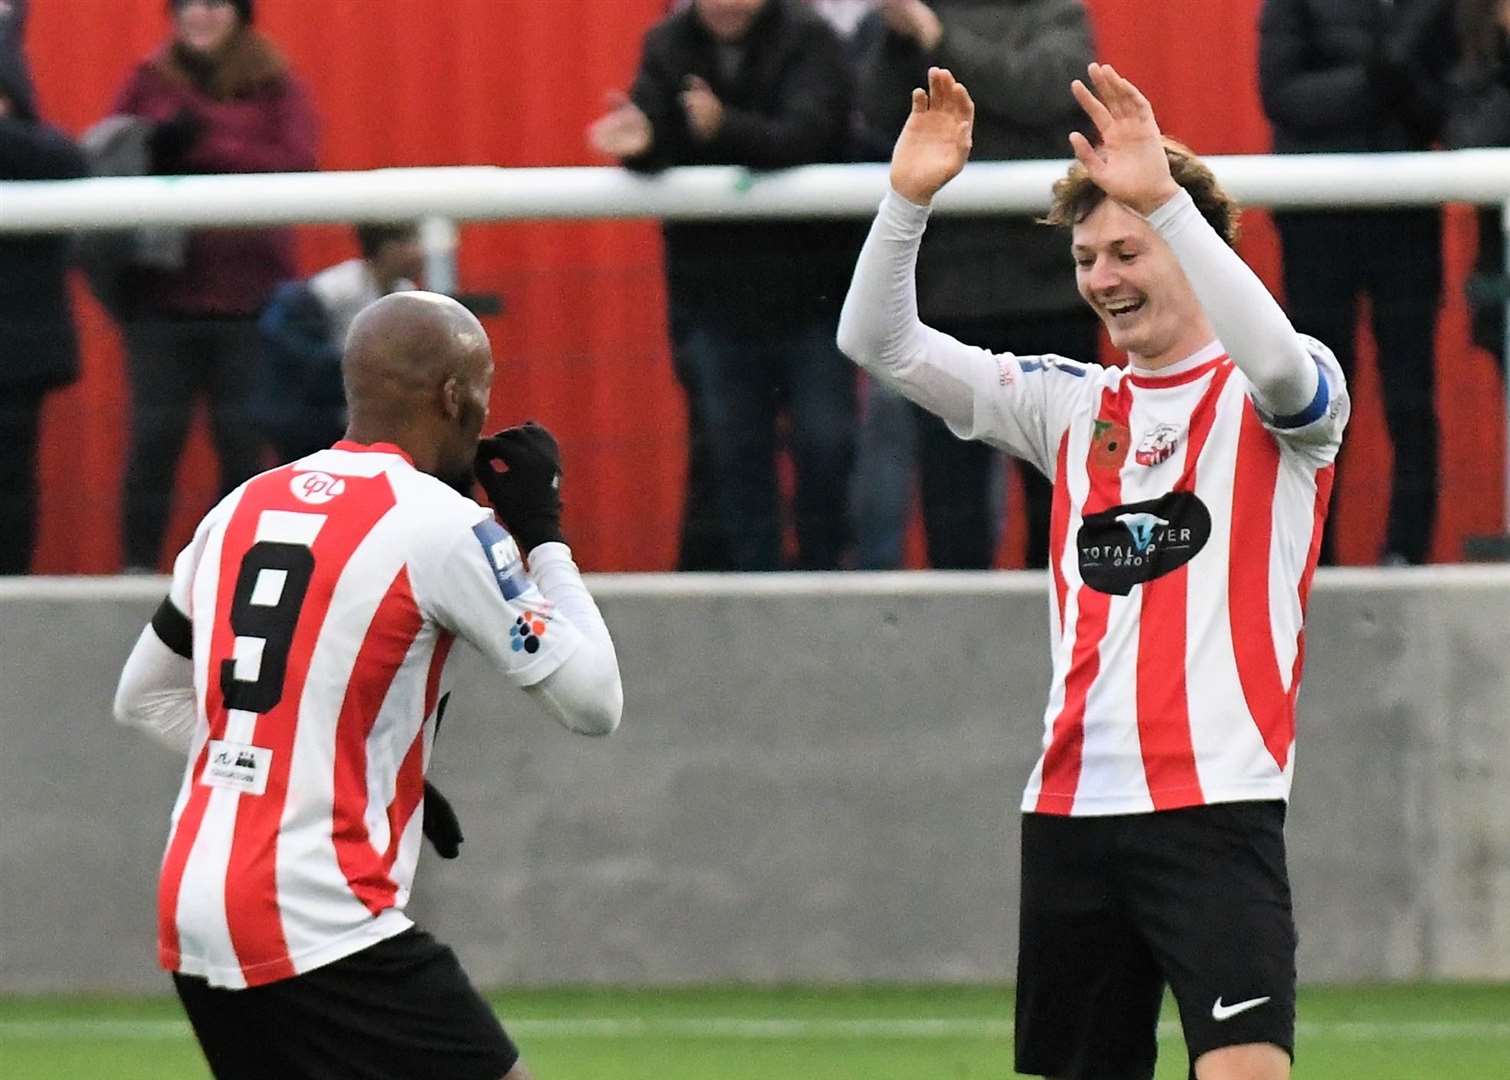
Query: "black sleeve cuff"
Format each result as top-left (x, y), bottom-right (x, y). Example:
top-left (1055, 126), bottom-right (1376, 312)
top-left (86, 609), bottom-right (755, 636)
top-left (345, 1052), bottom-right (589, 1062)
top-left (150, 596), bottom-right (193, 659)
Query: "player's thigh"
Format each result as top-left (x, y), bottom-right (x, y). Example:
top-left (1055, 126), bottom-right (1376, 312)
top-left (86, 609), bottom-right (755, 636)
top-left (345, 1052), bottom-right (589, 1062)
top-left (1015, 813), bottom-right (1164, 1080)
top-left (267, 927), bottom-right (519, 1080)
top-left (173, 972), bottom-right (302, 1080)
top-left (1121, 802), bottom-right (1297, 1068)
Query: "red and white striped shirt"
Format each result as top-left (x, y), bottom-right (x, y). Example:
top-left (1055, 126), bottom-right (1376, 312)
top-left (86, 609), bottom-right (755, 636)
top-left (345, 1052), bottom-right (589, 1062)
top-left (976, 340), bottom-right (1344, 814)
top-left (148, 442), bottom-right (585, 987)
top-left (840, 191), bottom-right (1350, 817)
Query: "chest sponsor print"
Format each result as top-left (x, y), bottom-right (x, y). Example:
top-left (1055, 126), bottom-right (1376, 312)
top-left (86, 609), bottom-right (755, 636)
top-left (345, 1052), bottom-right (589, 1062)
top-left (1077, 491), bottom-right (1211, 595)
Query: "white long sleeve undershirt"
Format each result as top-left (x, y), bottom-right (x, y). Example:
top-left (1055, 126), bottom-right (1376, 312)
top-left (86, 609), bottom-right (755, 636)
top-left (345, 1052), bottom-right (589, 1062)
top-left (838, 186), bottom-right (1320, 420)
top-left (113, 627), bottom-right (197, 753)
top-left (521, 541), bottom-right (623, 736)
top-left (1145, 187), bottom-right (1317, 416)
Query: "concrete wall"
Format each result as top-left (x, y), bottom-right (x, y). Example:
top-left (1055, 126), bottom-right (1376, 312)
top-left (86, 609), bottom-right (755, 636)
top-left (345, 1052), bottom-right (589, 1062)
top-left (2, 569), bottom-right (1507, 994)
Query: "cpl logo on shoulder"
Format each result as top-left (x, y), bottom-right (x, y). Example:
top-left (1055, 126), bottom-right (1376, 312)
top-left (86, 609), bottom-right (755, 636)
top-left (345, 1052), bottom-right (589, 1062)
top-left (1077, 492), bottom-right (1211, 595)
top-left (290, 471), bottom-right (346, 505)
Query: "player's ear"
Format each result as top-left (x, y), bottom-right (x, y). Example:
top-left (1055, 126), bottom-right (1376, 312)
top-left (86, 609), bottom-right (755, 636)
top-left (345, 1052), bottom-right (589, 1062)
top-left (440, 375), bottom-right (462, 421)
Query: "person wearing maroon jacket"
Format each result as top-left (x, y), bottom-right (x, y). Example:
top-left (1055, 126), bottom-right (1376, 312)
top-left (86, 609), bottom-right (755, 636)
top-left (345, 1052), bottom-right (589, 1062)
top-left (112, 0), bottom-right (318, 571)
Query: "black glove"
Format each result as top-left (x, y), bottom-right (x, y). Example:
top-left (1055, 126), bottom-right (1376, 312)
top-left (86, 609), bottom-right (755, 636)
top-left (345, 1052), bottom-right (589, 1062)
top-left (474, 421), bottom-right (566, 552)
top-left (149, 108), bottom-right (205, 171)
top-left (422, 781), bottom-right (464, 860)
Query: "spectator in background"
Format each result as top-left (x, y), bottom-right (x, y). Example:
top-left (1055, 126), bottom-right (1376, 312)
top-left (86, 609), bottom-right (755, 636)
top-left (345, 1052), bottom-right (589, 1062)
top-left (589, 0), bottom-right (859, 571)
top-left (0, 9), bottom-right (88, 574)
top-left (251, 223), bottom-right (423, 463)
top-left (851, 0), bottom-right (1096, 569)
top-left (657, 0), bottom-right (874, 571)
top-left (1446, 0), bottom-right (1510, 371)
top-left (1260, 0), bottom-right (1457, 565)
top-left (0, 0), bottom-right (31, 107)
top-left (111, 0), bottom-right (317, 571)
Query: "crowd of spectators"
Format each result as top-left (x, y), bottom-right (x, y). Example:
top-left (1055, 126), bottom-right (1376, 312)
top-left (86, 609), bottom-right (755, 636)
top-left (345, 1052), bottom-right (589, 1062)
top-left (2, 0), bottom-right (1506, 573)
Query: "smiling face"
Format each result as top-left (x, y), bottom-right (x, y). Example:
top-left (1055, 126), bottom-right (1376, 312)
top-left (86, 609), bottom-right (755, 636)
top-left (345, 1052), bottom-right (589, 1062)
top-left (1071, 199), bottom-right (1211, 369)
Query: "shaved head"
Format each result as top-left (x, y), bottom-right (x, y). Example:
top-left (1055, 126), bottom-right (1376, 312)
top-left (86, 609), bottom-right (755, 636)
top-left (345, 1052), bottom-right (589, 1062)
top-left (342, 292), bottom-right (495, 488)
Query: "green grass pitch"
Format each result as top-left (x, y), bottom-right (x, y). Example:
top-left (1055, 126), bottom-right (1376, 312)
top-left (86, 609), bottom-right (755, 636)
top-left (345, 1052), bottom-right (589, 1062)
top-left (3, 984), bottom-right (1508, 1078)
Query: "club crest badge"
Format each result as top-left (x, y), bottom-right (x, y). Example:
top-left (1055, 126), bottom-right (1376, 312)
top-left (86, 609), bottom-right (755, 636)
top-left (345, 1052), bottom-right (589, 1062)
top-left (1134, 423), bottom-right (1183, 467)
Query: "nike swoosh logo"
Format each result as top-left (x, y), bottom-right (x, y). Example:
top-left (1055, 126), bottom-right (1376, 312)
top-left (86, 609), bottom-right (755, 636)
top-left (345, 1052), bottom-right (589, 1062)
top-left (1211, 995), bottom-right (1271, 1021)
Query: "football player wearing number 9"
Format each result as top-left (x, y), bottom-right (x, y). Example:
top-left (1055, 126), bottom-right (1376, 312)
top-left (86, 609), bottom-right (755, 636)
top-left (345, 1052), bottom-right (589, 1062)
top-left (838, 66), bottom-right (1350, 1080)
top-left (112, 291), bottom-right (622, 1080)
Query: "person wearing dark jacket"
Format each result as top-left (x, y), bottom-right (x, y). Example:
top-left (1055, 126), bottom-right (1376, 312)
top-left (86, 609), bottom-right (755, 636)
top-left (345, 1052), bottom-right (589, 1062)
top-left (111, 0), bottom-right (318, 570)
top-left (851, 0), bottom-right (1096, 569)
top-left (1259, 0), bottom-right (1457, 565)
top-left (589, 0), bottom-right (859, 571)
top-left (251, 223), bottom-right (422, 463)
top-left (0, 35), bottom-right (88, 574)
top-left (0, 0), bottom-right (31, 108)
top-left (1445, 0), bottom-right (1510, 370)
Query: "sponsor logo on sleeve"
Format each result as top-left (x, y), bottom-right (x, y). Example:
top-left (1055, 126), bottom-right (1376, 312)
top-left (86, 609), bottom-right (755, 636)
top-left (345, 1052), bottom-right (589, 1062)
top-left (510, 614), bottom-right (549, 655)
top-left (1077, 492), bottom-right (1211, 595)
top-left (472, 520), bottom-right (532, 601)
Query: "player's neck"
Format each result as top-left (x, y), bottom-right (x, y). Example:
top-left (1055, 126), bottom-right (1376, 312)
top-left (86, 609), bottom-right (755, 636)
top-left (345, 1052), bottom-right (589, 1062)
top-left (342, 421), bottom-right (438, 474)
top-left (1127, 320), bottom-right (1218, 373)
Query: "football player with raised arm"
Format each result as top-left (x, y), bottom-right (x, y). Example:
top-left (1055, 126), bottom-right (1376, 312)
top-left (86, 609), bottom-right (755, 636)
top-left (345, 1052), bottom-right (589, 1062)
top-left (838, 64), bottom-right (1348, 1080)
top-left (114, 291), bottom-right (622, 1080)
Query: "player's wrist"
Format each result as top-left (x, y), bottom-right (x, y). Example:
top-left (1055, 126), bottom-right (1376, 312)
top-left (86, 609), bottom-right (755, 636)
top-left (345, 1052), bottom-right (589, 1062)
top-left (1124, 180), bottom-right (1183, 219)
top-left (511, 513), bottom-right (566, 554)
top-left (888, 179), bottom-right (936, 208)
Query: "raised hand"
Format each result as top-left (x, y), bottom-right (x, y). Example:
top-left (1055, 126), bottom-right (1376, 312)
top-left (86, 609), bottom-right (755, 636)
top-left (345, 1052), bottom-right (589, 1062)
top-left (474, 422), bottom-right (566, 553)
top-left (889, 66), bottom-right (974, 206)
top-left (1067, 63), bottom-right (1180, 217)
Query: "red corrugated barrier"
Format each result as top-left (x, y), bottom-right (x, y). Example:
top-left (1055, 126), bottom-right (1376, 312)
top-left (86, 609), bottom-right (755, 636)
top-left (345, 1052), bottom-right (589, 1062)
top-left (20, 0), bottom-right (1504, 572)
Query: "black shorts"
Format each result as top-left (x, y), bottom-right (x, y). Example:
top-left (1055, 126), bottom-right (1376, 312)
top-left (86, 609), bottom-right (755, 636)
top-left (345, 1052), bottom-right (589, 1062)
top-left (173, 927), bottom-right (519, 1080)
top-left (1014, 801), bottom-right (1297, 1080)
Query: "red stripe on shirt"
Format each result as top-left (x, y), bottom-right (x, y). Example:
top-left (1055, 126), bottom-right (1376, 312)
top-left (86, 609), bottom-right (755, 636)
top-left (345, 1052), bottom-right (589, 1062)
top-left (221, 472), bottom-right (397, 986)
top-left (1134, 363), bottom-right (1233, 809)
top-left (384, 728), bottom-right (428, 870)
top-left (1287, 463), bottom-right (1334, 707)
top-left (157, 480), bottom-right (271, 971)
top-left (1036, 384), bottom-right (1127, 814)
top-left (1124, 356), bottom-right (1225, 389)
top-left (331, 567), bottom-right (423, 916)
top-left (1049, 433), bottom-right (1070, 633)
top-left (381, 634), bottom-right (455, 873)
top-left (1228, 403), bottom-right (1291, 770)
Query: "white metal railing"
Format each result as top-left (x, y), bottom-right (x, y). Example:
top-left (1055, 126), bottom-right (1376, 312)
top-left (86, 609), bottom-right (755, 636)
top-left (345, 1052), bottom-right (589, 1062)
top-left (3, 152), bottom-right (1509, 531)
top-left (6, 152), bottom-right (1510, 228)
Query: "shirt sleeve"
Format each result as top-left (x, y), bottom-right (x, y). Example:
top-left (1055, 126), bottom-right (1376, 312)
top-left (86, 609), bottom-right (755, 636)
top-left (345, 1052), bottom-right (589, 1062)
top-left (837, 189), bottom-right (1101, 479)
top-left (114, 513), bottom-right (215, 751)
top-left (1147, 186), bottom-right (1319, 418)
top-left (422, 514), bottom-right (585, 689)
top-left (113, 625), bottom-right (197, 753)
top-left (1251, 334), bottom-right (1350, 467)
